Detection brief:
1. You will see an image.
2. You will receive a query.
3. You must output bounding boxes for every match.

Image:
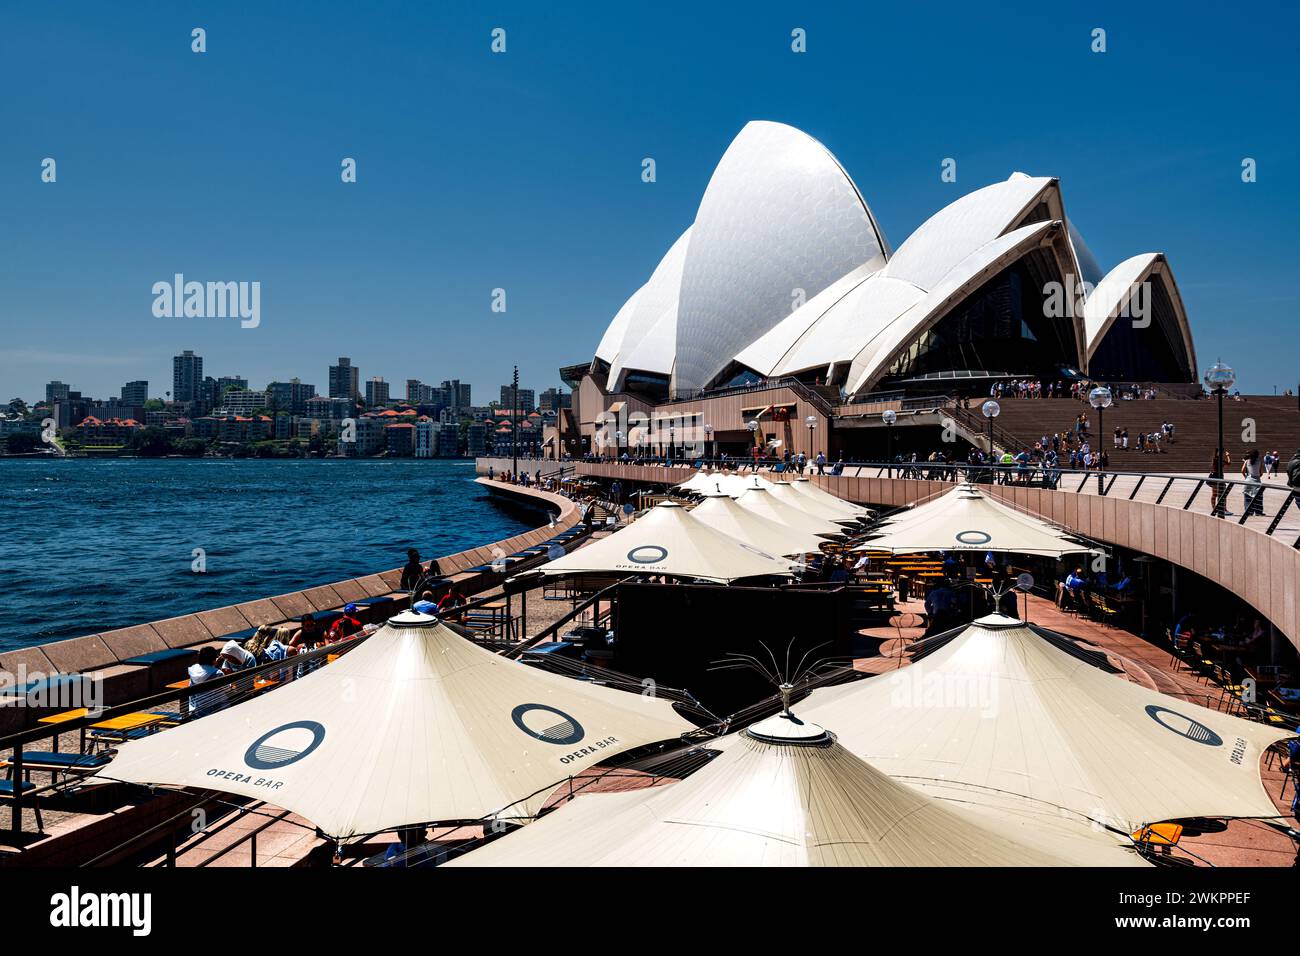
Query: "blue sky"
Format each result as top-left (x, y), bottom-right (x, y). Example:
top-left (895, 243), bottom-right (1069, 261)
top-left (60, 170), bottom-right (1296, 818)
top-left (2, 0), bottom-right (1296, 402)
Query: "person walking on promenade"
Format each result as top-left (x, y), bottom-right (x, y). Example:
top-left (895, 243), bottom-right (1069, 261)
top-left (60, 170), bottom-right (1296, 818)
top-left (1242, 449), bottom-right (1265, 516)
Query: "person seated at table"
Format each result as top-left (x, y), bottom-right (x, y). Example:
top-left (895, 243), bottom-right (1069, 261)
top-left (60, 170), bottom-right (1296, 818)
top-left (1063, 568), bottom-right (1087, 609)
top-left (246, 624), bottom-right (290, 663)
top-left (328, 604), bottom-right (365, 643)
top-left (923, 579), bottom-right (961, 635)
top-left (186, 646), bottom-right (227, 717)
top-left (188, 645), bottom-right (221, 685)
top-left (851, 553), bottom-right (871, 579)
top-left (412, 590), bottom-right (439, 614)
top-left (218, 638), bottom-right (258, 673)
top-left (288, 614), bottom-right (326, 652)
top-left (437, 586), bottom-right (467, 621)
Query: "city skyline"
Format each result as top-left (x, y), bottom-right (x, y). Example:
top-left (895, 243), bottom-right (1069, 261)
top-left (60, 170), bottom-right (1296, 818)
top-left (11, 348), bottom-right (561, 411)
top-left (2, 3), bottom-right (1297, 401)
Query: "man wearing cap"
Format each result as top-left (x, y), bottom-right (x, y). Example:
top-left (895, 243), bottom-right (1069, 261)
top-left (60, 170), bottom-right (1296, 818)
top-left (328, 604), bottom-right (364, 643)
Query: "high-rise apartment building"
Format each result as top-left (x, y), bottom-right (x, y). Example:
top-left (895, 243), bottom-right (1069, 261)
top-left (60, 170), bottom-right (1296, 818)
top-left (268, 379), bottom-right (316, 415)
top-left (365, 377), bottom-right (390, 407)
top-left (329, 357), bottom-right (360, 400)
top-left (172, 351), bottom-right (203, 403)
top-left (499, 385), bottom-right (535, 412)
top-left (120, 380), bottom-right (149, 405)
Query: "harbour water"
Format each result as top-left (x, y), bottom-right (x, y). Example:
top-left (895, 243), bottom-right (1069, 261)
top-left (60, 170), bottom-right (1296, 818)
top-left (1, 458), bottom-right (534, 649)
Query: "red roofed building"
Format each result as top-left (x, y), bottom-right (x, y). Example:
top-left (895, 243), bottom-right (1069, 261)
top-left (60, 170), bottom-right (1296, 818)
top-left (77, 416), bottom-right (143, 446)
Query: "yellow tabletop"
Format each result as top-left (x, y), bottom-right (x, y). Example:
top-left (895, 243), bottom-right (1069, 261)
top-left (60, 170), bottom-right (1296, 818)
top-left (91, 712), bottom-right (166, 731)
top-left (167, 679), bottom-right (191, 689)
top-left (38, 708), bottom-right (89, 724)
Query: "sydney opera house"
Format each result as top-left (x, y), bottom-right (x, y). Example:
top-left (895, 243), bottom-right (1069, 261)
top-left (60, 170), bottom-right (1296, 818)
top-left (558, 121), bottom-right (1199, 459)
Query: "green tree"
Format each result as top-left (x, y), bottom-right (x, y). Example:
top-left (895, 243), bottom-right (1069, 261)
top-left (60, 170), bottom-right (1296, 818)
top-left (129, 426), bottom-right (172, 457)
top-left (5, 432), bottom-right (40, 454)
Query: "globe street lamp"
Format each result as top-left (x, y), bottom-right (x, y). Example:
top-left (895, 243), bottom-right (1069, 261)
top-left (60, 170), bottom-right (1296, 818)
top-left (668, 425), bottom-right (676, 461)
top-left (746, 419), bottom-right (760, 470)
top-left (615, 429), bottom-right (624, 462)
top-left (1204, 360), bottom-right (1236, 516)
top-left (1088, 385), bottom-right (1112, 492)
top-left (704, 423), bottom-right (714, 462)
top-left (881, 408), bottom-right (897, 477)
top-left (982, 400), bottom-right (1000, 483)
top-left (804, 415), bottom-right (818, 464)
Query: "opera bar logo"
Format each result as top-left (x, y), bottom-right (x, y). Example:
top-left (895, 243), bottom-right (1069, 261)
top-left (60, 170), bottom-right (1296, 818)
top-left (243, 720), bottom-right (327, 770)
top-left (1144, 705), bottom-right (1224, 747)
top-left (511, 704), bottom-right (621, 765)
top-left (512, 703), bottom-right (585, 745)
top-left (151, 273), bottom-right (261, 329)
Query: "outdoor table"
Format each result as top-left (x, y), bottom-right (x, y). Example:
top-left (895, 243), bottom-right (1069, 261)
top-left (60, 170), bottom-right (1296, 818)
top-left (166, 679), bottom-right (191, 689)
top-left (88, 712), bottom-right (167, 751)
top-left (38, 708), bottom-right (90, 753)
top-left (1244, 666), bottom-right (1288, 687)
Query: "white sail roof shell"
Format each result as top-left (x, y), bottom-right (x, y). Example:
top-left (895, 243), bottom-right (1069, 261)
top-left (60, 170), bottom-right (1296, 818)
top-left (605, 227), bottom-right (692, 387)
top-left (845, 219), bottom-right (1079, 395)
top-left (671, 121), bottom-right (888, 393)
top-left (98, 614), bottom-right (692, 838)
top-left (1082, 252), bottom-right (1197, 374)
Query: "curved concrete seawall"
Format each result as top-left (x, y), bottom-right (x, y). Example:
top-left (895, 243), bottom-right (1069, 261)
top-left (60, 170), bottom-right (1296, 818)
top-left (0, 481), bottom-right (579, 735)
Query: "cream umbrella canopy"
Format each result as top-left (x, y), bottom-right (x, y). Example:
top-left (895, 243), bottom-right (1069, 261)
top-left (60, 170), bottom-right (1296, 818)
top-left (732, 484), bottom-right (846, 537)
top-left (675, 469), bottom-right (722, 495)
top-left (96, 613), bottom-right (693, 838)
top-left (800, 614), bottom-right (1292, 829)
top-left (532, 500), bottom-right (794, 583)
top-left (859, 483), bottom-right (1097, 557)
top-left (448, 710), bottom-right (1144, 867)
top-left (689, 492), bottom-right (829, 557)
top-left (715, 472), bottom-right (779, 496)
top-left (787, 476), bottom-right (873, 519)
top-left (766, 480), bottom-right (865, 526)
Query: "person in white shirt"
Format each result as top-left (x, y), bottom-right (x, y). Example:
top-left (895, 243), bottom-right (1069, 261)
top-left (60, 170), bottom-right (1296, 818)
top-left (218, 639), bottom-right (257, 673)
top-left (187, 646), bottom-right (226, 717)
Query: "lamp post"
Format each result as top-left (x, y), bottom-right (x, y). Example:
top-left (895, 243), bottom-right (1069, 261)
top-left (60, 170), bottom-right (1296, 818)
top-left (881, 408), bottom-right (897, 477)
top-left (746, 419), bottom-right (760, 470)
top-left (804, 415), bottom-right (817, 466)
top-left (1088, 385), bottom-right (1112, 492)
top-left (668, 425), bottom-right (676, 462)
top-left (1204, 361), bottom-right (1236, 516)
top-left (981, 400), bottom-right (1000, 483)
top-left (704, 423), bottom-right (714, 463)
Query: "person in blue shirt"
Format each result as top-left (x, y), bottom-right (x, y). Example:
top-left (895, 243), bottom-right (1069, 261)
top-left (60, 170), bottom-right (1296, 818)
top-left (1063, 568), bottom-right (1087, 609)
top-left (1283, 730), bottom-right (1300, 819)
